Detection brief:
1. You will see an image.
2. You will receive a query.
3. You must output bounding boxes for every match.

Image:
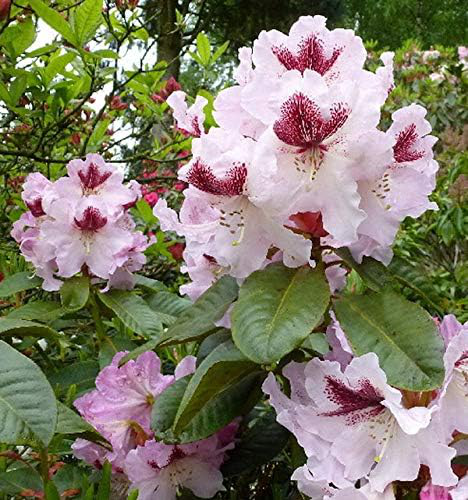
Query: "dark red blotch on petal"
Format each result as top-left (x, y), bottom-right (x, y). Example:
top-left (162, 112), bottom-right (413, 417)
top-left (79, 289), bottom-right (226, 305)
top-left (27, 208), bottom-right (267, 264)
top-left (393, 124), bottom-right (425, 163)
top-left (26, 198), bottom-right (46, 218)
top-left (272, 35), bottom-right (342, 76)
top-left (74, 207), bottom-right (107, 232)
top-left (273, 93), bottom-right (349, 152)
top-left (186, 159), bottom-right (247, 196)
top-left (78, 162), bottom-right (112, 190)
top-left (319, 376), bottom-right (385, 425)
top-left (289, 211), bottom-right (328, 237)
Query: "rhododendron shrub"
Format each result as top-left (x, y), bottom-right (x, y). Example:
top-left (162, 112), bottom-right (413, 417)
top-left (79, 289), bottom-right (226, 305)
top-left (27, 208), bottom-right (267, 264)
top-left (1, 12), bottom-right (466, 500)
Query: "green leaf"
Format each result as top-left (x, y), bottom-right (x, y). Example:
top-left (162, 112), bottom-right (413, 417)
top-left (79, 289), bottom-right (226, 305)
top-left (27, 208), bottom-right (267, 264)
top-left (29, 0), bottom-right (77, 46)
top-left (0, 466), bottom-right (43, 495)
top-left (177, 373), bottom-right (261, 443)
top-left (0, 318), bottom-right (60, 342)
top-left (9, 75), bottom-right (28, 105)
top-left (60, 276), bottom-right (89, 311)
top-left (47, 360), bottom-right (99, 396)
top-left (334, 289), bottom-right (445, 390)
top-left (196, 32), bottom-right (211, 65)
top-left (152, 376), bottom-right (190, 434)
top-left (231, 263), bottom-right (330, 364)
top-left (147, 291), bottom-right (191, 317)
top-left (0, 341), bottom-right (57, 445)
top-left (211, 40), bottom-right (229, 63)
top-left (135, 198), bottom-right (157, 224)
top-left (0, 271), bottom-right (41, 297)
top-left (197, 329), bottom-right (231, 363)
top-left (134, 274), bottom-right (167, 293)
top-left (160, 276), bottom-right (238, 346)
top-left (96, 461), bottom-right (111, 500)
top-left (334, 247), bottom-right (393, 292)
top-left (73, 0), bottom-right (103, 45)
top-left (0, 18), bottom-right (36, 57)
top-left (98, 290), bottom-right (163, 338)
top-left (119, 333), bottom-right (160, 362)
top-left (172, 341), bottom-right (257, 434)
top-left (43, 52), bottom-right (77, 86)
top-left (56, 401), bottom-right (93, 434)
top-left (222, 411), bottom-right (290, 476)
top-left (6, 301), bottom-right (64, 322)
top-left (45, 479), bottom-right (61, 500)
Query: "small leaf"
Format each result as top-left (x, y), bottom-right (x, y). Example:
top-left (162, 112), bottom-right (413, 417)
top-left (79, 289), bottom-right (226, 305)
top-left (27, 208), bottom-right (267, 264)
top-left (29, 0), bottom-right (77, 46)
top-left (196, 32), bottom-right (211, 65)
top-left (135, 198), bottom-right (157, 224)
top-left (211, 40), bottom-right (229, 62)
top-left (160, 276), bottom-right (238, 346)
top-left (98, 290), bottom-right (163, 338)
top-left (43, 52), bottom-right (77, 86)
top-left (73, 0), bottom-right (103, 45)
top-left (334, 289), bottom-right (445, 390)
top-left (0, 271), bottom-right (41, 297)
top-left (96, 462), bottom-right (111, 500)
top-left (0, 341), bottom-right (57, 445)
top-left (60, 276), bottom-right (90, 311)
top-left (232, 263), bottom-right (330, 364)
top-left (45, 479), bottom-right (61, 500)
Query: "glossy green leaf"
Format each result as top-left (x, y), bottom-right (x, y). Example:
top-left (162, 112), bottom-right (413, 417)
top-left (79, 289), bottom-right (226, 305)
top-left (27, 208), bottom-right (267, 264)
top-left (134, 274), bottom-right (167, 293)
top-left (232, 263), bottom-right (330, 364)
top-left (160, 276), bottom-right (238, 346)
top-left (6, 301), bottom-right (64, 322)
top-left (172, 341), bottom-right (256, 434)
top-left (60, 276), bottom-right (90, 311)
top-left (0, 341), bottom-right (57, 445)
top-left (147, 291), bottom-right (191, 317)
top-left (98, 290), bottom-right (163, 338)
top-left (0, 271), bottom-right (42, 298)
top-left (334, 289), bottom-right (445, 390)
top-left (0, 318), bottom-right (60, 342)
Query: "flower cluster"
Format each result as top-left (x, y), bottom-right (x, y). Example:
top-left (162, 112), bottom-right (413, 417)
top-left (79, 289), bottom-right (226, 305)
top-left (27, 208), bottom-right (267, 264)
top-left (155, 15), bottom-right (438, 298)
top-left (11, 154), bottom-right (152, 291)
top-left (263, 315), bottom-right (468, 499)
top-left (73, 351), bottom-right (238, 499)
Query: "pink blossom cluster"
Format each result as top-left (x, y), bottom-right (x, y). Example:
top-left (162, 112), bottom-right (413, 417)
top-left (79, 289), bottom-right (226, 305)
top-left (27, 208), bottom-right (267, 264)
top-left (73, 352), bottom-right (237, 499)
top-left (154, 16), bottom-right (438, 299)
top-left (263, 315), bottom-right (468, 499)
top-left (11, 154), bottom-right (152, 291)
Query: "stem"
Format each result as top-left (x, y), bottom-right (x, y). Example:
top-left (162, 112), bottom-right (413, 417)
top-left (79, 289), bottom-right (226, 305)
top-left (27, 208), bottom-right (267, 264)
top-left (39, 447), bottom-right (49, 487)
top-left (89, 290), bottom-right (107, 347)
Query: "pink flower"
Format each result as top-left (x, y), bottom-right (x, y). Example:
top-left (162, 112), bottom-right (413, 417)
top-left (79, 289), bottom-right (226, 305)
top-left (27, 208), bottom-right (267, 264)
top-left (431, 316), bottom-right (468, 441)
top-left (46, 154), bottom-right (136, 215)
top-left (154, 128), bottom-right (312, 278)
top-left (420, 477), bottom-right (468, 500)
top-left (73, 352), bottom-right (196, 469)
top-left (124, 428), bottom-right (235, 500)
top-left (109, 95), bottom-right (128, 111)
top-left (349, 104), bottom-right (438, 262)
top-left (166, 91), bottom-right (207, 137)
top-left (21, 173), bottom-right (52, 217)
top-left (263, 353), bottom-right (458, 493)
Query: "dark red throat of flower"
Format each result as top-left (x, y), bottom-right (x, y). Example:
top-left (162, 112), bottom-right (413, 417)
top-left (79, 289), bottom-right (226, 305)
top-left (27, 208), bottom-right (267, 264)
top-left (74, 207), bottom-right (107, 232)
top-left (272, 35), bottom-right (342, 76)
top-left (289, 211), bottom-right (328, 237)
top-left (393, 124), bottom-right (425, 163)
top-left (186, 159), bottom-right (247, 196)
top-left (319, 376), bottom-right (385, 425)
top-left (273, 93), bottom-right (350, 151)
top-left (78, 162), bottom-right (112, 190)
top-left (26, 198), bottom-right (45, 217)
